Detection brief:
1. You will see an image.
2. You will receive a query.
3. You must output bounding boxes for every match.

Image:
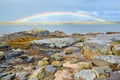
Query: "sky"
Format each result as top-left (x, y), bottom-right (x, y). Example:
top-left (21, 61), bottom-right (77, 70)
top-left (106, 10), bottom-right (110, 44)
top-left (0, 0), bottom-right (120, 22)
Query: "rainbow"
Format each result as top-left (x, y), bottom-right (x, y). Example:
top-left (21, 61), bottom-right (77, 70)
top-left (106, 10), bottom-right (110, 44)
top-left (14, 12), bottom-right (106, 23)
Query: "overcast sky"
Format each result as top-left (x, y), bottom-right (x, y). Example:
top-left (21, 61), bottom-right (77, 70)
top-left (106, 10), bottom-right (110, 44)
top-left (0, 0), bottom-right (120, 21)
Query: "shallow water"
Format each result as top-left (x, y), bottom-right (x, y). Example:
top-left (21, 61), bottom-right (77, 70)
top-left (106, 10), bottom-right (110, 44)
top-left (0, 24), bottom-right (120, 35)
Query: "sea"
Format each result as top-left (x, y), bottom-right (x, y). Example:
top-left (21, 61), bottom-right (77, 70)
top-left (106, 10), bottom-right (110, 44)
top-left (0, 24), bottom-right (120, 35)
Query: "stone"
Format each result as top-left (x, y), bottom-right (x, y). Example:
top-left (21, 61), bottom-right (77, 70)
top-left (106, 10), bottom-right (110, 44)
top-left (54, 69), bottom-right (73, 80)
top-left (112, 44), bottom-right (120, 56)
top-left (31, 37), bottom-right (82, 48)
top-left (1, 73), bottom-right (16, 80)
top-left (0, 51), bottom-right (5, 60)
top-left (92, 59), bottom-right (111, 67)
top-left (94, 55), bottom-right (120, 64)
top-left (16, 72), bottom-right (29, 80)
top-left (28, 28), bottom-right (49, 37)
top-left (28, 67), bottom-right (45, 80)
top-left (38, 60), bottom-right (48, 67)
top-left (50, 30), bottom-right (66, 37)
top-left (64, 47), bottom-right (80, 54)
top-left (44, 65), bottom-right (57, 75)
top-left (109, 71), bottom-right (120, 80)
top-left (79, 62), bottom-right (92, 70)
top-left (5, 49), bottom-right (25, 60)
top-left (74, 70), bottom-right (98, 80)
top-left (0, 42), bottom-right (10, 50)
top-left (52, 61), bottom-right (62, 67)
top-left (29, 65), bottom-right (56, 80)
top-left (92, 66), bottom-right (112, 74)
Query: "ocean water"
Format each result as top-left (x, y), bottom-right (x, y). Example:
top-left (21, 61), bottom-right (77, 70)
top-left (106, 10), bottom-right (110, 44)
top-left (0, 24), bottom-right (120, 35)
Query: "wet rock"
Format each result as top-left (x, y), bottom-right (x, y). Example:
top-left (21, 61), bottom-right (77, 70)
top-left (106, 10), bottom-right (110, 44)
top-left (31, 37), bottom-right (82, 48)
top-left (74, 70), bottom-right (98, 80)
top-left (0, 51), bottom-right (5, 60)
top-left (5, 49), bottom-right (25, 60)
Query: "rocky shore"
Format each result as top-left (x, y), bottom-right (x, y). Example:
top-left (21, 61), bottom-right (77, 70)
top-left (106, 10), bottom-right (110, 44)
top-left (0, 28), bottom-right (120, 80)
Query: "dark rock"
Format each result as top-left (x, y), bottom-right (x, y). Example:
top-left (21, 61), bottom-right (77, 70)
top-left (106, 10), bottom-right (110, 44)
top-left (5, 49), bottom-right (25, 60)
top-left (0, 73), bottom-right (8, 78)
top-left (1, 73), bottom-right (16, 80)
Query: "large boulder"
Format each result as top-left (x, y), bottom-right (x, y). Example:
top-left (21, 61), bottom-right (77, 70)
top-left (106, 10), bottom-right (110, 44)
top-left (31, 37), bottom-right (82, 48)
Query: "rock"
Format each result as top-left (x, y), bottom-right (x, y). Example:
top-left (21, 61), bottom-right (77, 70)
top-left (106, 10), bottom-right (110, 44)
top-left (50, 30), bottom-right (66, 37)
top-left (0, 51), bottom-right (5, 60)
top-left (92, 66), bottom-right (112, 74)
top-left (94, 55), bottom-right (120, 64)
top-left (64, 47), bottom-right (80, 54)
top-left (92, 59), bottom-right (111, 67)
top-left (63, 61), bottom-right (80, 71)
top-left (109, 71), bottom-right (120, 80)
top-left (0, 73), bottom-right (8, 78)
top-left (28, 67), bottom-right (45, 80)
top-left (70, 58), bottom-right (78, 64)
top-left (28, 28), bottom-right (49, 37)
top-left (5, 49), bottom-right (25, 60)
top-left (44, 65), bottom-right (57, 75)
top-left (38, 60), bottom-right (49, 67)
top-left (0, 42), bottom-right (11, 50)
top-left (0, 62), bottom-right (11, 68)
top-left (79, 62), bottom-right (92, 70)
top-left (29, 65), bottom-right (56, 80)
top-left (74, 70), bottom-right (98, 80)
top-left (51, 53), bottom-right (63, 61)
top-left (1, 73), bottom-right (16, 80)
top-left (52, 61), bottom-right (62, 67)
top-left (31, 37), bottom-right (82, 48)
top-left (112, 44), bottom-right (120, 56)
top-left (54, 69), bottom-right (73, 80)
top-left (93, 34), bottom-right (120, 41)
top-left (16, 72), bottom-right (29, 80)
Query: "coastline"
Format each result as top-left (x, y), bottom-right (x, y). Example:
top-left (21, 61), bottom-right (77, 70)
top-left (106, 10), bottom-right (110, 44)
top-left (0, 28), bottom-right (120, 80)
